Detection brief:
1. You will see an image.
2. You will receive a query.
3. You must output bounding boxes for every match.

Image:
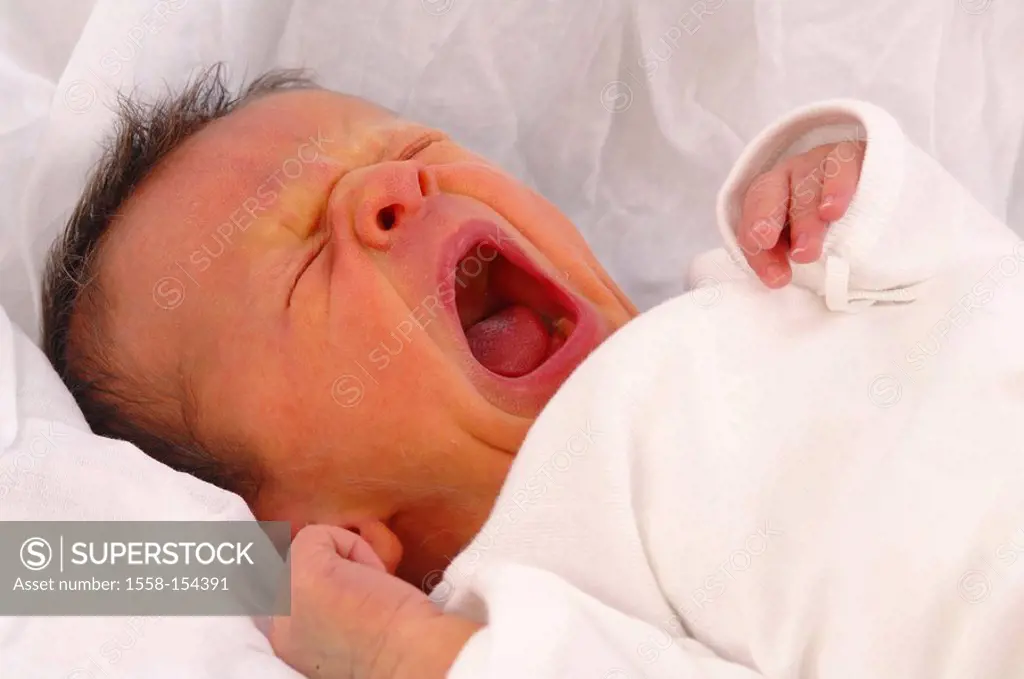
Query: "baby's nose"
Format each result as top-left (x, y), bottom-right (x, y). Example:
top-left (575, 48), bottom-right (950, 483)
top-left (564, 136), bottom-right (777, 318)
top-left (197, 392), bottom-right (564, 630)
top-left (344, 161), bottom-right (438, 251)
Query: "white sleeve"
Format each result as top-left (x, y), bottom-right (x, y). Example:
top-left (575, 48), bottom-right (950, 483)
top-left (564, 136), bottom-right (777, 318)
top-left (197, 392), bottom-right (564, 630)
top-left (446, 563), bottom-right (763, 679)
top-left (713, 99), bottom-right (1021, 312)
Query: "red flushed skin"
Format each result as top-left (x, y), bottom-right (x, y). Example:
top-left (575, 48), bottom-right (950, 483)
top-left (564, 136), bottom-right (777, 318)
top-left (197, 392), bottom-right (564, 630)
top-left (93, 89), bottom-right (637, 586)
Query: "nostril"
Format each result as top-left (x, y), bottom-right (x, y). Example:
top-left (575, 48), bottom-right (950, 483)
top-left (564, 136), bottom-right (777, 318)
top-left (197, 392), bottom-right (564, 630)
top-left (377, 204), bottom-right (401, 231)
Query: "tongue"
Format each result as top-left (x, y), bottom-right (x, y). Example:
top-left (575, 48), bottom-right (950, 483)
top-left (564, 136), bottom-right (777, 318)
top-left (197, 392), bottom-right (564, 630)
top-left (465, 305), bottom-right (549, 377)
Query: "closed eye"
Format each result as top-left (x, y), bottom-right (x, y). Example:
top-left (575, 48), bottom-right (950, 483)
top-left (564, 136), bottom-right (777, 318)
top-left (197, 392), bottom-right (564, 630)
top-left (284, 132), bottom-right (444, 308)
top-left (396, 131), bottom-right (446, 161)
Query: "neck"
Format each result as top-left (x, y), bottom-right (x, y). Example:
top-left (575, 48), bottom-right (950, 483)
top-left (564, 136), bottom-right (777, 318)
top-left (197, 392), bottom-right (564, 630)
top-left (391, 498), bottom-right (494, 591)
top-left (393, 410), bottom-right (528, 588)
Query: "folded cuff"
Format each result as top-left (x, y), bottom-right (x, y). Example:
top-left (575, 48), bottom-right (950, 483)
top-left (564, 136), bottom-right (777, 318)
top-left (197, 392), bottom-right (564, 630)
top-left (715, 99), bottom-right (916, 311)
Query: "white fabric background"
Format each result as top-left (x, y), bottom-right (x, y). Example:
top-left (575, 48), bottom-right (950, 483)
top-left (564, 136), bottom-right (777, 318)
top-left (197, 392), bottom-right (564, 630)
top-left (3, 0), bottom-right (1024, 337)
top-left (1, 0), bottom-right (1022, 677)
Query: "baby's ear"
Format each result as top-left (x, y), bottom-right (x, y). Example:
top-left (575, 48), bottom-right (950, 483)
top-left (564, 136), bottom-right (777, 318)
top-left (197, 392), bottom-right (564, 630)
top-left (342, 519), bottom-right (404, 575)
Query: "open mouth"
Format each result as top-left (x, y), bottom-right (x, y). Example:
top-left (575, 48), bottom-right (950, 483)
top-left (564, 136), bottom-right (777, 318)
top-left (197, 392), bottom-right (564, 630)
top-left (452, 242), bottom-right (578, 378)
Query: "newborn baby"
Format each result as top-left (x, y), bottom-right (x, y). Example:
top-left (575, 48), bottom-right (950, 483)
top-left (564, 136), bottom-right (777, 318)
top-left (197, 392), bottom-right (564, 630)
top-left (43, 66), bottom-right (638, 587)
top-left (268, 103), bottom-right (1024, 679)
top-left (42, 67), bottom-right (1024, 678)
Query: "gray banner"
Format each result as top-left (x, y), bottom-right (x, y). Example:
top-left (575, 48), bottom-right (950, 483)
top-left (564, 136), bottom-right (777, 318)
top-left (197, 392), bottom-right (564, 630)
top-left (0, 521), bottom-right (291, 615)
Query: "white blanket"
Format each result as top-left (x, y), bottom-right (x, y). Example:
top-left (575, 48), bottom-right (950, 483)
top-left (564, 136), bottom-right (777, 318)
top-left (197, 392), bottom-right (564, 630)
top-left (440, 100), bottom-right (1024, 678)
top-left (4, 3), bottom-right (1024, 676)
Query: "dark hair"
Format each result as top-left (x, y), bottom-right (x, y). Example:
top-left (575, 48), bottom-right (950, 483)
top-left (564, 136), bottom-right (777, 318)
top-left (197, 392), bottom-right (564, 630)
top-left (41, 64), bottom-right (318, 501)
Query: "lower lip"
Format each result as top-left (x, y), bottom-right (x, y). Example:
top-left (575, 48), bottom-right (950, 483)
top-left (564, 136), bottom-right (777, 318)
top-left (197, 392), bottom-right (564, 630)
top-left (439, 220), bottom-right (607, 392)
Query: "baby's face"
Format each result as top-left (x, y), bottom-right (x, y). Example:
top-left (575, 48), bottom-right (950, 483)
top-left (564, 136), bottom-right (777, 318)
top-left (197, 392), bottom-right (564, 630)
top-left (98, 88), bottom-right (634, 579)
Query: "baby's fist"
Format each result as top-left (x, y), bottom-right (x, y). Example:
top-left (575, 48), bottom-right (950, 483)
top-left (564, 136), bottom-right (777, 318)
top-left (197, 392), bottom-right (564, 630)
top-left (268, 525), bottom-right (438, 679)
top-left (737, 140), bottom-right (865, 288)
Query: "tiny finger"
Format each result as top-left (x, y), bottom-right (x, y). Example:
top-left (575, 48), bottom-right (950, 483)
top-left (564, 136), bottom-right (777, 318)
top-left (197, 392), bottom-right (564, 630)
top-left (819, 141), bottom-right (864, 222)
top-left (739, 168), bottom-right (791, 281)
top-left (745, 243), bottom-right (792, 288)
top-left (788, 172), bottom-right (827, 264)
top-left (295, 525), bottom-right (387, 573)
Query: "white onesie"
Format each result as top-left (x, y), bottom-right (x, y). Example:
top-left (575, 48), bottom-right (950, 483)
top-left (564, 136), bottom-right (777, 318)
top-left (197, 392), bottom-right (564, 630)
top-left (440, 100), bottom-right (1024, 679)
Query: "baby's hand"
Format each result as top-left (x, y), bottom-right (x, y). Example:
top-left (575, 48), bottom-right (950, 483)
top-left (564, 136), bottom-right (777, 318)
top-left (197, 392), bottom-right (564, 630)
top-left (737, 141), bottom-right (866, 288)
top-left (268, 525), bottom-right (478, 679)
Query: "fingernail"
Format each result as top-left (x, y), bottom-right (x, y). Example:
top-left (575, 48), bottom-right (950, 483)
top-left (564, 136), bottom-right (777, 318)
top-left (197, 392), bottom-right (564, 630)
top-left (820, 195), bottom-right (836, 209)
top-left (766, 264), bottom-right (787, 287)
top-left (791, 233), bottom-right (809, 256)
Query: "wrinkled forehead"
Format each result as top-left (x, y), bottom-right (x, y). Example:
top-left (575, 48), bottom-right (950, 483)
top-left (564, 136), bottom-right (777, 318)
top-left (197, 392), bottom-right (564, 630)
top-left (102, 88), bottom-right (402, 284)
top-left (175, 89), bottom-right (400, 189)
